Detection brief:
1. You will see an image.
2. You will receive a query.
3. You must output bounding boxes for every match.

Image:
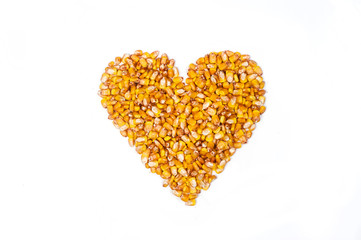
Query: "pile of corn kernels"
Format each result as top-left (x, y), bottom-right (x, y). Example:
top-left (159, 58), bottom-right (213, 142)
top-left (99, 50), bottom-right (266, 205)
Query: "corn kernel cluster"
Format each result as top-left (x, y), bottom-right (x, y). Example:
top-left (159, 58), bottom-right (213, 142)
top-left (98, 50), bottom-right (266, 206)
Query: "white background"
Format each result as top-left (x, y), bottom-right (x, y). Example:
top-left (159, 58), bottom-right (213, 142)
top-left (1, 0), bottom-right (361, 239)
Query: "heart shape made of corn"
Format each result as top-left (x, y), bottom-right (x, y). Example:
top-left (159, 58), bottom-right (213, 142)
top-left (98, 50), bottom-right (266, 206)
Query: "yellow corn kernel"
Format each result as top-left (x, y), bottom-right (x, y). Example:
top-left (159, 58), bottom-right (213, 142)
top-left (188, 69), bottom-right (197, 78)
top-left (193, 111), bottom-right (203, 120)
top-left (194, 78), bottom-right (206, 88)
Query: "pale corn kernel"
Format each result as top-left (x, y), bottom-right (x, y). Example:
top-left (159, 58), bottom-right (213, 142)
top-left (206, 107), bottom-right (217, 116)
top-left (190, 177), bottom-right (197, 187)
top-left (136, 136), bottom-right (147, 143)
top-left (172, 190), bottom-right (182, 197)
top-left (217, 141), bottom-right (227, 150)
top-left (209, 53), bottom-right (216, 63)
top-left (254, 66), bottom-right (263, 75)
top-left (177, 152), bottom-right (185, 162)
top-left (226, 71), bottom-right (234, 82)
top-left (119, 124), bottom-right (129, 131)
top-left (205, 162), bottom-right (214, 168)
top-left (141, 149), bottom-right (150, 164)
top-left (151, 106), bottom-right (161, 115)
top-left (215, 131), bottom-right (224, 139)
top-left (219, 71), bottom-right (226, 82)
top-left (136, 144), bottom-right (146, 154)
top-left (149, 161), bottom-right (159, 167)
top-left (202, 99), bottom-right (212, 110)
top-left (202, 128), bottom-right (212, 136)
top-left (179, 167), bottom-right (188, 177)
top-left (150, 51), bottom-right (159, 59)
top-left (171, 166), bottom-right (178, 176)
top-left (163, 179), bottom-right (170, 187)
top-left (146, 109), bottom-right (155, 117)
